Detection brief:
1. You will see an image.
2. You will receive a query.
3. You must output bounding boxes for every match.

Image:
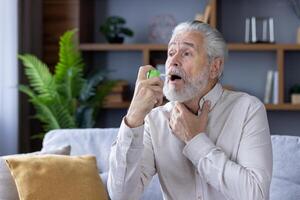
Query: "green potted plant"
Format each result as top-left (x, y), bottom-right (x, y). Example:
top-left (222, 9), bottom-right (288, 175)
top-left (99, 16), bottom-right (134, 43)
top-left (290, 84), bottom-right (300, 104)
top-left (19, 29), bottom-right (115, 139)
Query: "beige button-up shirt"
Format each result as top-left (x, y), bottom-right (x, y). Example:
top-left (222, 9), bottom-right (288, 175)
top-left (108, 83), bottom-right (273, 200)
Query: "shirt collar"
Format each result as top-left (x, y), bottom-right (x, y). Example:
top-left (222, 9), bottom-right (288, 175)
top-left (198, 82), bottom-right (223, 114)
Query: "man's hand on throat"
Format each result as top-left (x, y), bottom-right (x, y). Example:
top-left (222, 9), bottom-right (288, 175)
top-left (169, 100), bottom-right (211, 143)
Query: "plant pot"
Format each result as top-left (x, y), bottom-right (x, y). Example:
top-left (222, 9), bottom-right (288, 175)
top-left (107, 36), bottom-right (124, 44)
top-left (291, 94), bottom-right (300, 104)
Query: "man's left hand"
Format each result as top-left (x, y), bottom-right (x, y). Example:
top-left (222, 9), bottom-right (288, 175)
top-left (169, 100), bottom-right (211, 143)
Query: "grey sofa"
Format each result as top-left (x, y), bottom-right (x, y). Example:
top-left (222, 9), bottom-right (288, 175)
top-left (42, 128), bottom-right (300, 200)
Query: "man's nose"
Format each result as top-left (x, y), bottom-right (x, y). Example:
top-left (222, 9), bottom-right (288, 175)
top-left (169, 54), bottom-right (181, 67)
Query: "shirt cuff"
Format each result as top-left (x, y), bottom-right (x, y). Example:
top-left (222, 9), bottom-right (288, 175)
top-left (119, 118), bottom-right (144, 147)
top-left (183, 133), bottom-right (216, 166)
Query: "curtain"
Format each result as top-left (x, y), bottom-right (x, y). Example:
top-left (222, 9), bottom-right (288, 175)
top-left (0, 0), bottom-right (19, 155)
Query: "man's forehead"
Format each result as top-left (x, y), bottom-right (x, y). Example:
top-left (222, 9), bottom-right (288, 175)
top-left (168, 32), bottom-right (203, 50)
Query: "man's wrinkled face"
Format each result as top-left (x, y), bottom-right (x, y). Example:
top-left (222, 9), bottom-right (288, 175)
top-left (163, 31), bottom-right (210, 102)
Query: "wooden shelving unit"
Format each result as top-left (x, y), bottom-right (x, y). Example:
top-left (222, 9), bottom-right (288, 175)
top-left (79, 43), bottom-right (167, 51)
top-left (265, 104), bottom-right (300, 111)
top-left (80, 43), bottom-right (300, 52)
top-left (79, 42), bottom-right (300, 111)
top-left (78, 0), bottom-right (300, 111)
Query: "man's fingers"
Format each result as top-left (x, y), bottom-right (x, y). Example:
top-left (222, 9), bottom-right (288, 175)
top-left (199, 100), bottom-right (211, 117)
top-left (144, 76), bottom-right (164, 87)
top-left (137, 65), bottom-right (155, 81)
top-left (203, 100), bottom-right (211, 112)
top-left (154, 93), bottom-right (164, 107)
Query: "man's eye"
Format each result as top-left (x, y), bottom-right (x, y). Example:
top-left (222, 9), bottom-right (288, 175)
top-left (168, 51), bottom-right (174, 56)
top-left (183, 51), bottom-right (191, 56)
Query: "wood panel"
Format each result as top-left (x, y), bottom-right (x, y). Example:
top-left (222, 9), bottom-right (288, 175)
top-left (43, 0), bottom-right (80, 69)
top-left (19, 0), bottom-right (44, 153)
top-left (79, 0), bottom-right (94, 43)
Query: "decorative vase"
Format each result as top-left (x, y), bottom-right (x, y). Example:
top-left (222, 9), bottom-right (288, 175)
top-left (291, 93), bottom-right (300, 104)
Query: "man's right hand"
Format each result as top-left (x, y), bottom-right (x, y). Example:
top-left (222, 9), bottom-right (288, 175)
top-left (125, 65), bottom-right (164, 128)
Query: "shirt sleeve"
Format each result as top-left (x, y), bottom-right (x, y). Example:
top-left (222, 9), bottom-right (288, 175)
top-left (107, 117), bottom-right (156, 200)
top-left (183, 101), bottom-right (273, 200)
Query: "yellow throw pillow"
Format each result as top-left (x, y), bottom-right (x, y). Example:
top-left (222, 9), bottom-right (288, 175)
top-left (5, 155), bottom-right (108, 200)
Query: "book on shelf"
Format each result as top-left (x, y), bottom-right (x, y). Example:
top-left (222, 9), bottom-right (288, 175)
top-left (103, 80), bottom-right (130, 104)
top-left (273, 70), bottom-right (279, 104)
top-left (264, 70), bottom-right (278, 104)
top-left (104, 93), bottom-right (124, 103)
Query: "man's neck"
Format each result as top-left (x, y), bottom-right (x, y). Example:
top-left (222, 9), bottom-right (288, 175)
top-left (182, 81), bottom-right (217, 114)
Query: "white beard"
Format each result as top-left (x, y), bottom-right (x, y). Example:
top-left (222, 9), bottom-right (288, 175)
top-left (163, 68), bottom-right (209, 102)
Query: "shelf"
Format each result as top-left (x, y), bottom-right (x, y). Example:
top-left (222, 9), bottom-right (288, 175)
top-left (79, 42), bottom-right (300, 112)
top-left (102, 101), bottom-right (300, 111)
top-left (228, 43), bottom-right (300, 51)
top-left (102, 101), bottom-right (131, 109)
top-left (79, 43), bottom-right (168, 51)
top-left (265, 104), bottom-right (300, 111)
top-left (80, 43), bottom-right (300, 52)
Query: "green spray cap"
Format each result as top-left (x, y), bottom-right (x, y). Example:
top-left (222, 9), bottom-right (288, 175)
top-left (146, 69), bottom-right (161, 79)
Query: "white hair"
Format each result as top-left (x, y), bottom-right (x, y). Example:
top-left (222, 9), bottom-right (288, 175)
top-left (171, 21), bottom-right (228, 77)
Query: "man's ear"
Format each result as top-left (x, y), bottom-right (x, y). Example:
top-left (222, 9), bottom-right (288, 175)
top-left (209, 58), bottom-right (223, 79)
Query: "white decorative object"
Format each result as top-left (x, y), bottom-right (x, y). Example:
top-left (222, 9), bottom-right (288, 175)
top-left (291, 94), bottom-right (300, 104)
top-left (245, 17), bottom-right (275, 43)
top-left (149, 14), bottom-right (177, 44)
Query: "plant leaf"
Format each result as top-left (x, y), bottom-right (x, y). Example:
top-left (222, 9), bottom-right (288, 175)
top-left (120, 27), bottom-right (134, 37)
top-left (19, 54), bottom-right (56, 100)
top-left (107, 16), bottom-right (126, 25)
top-left (54, 29), bottom-right (85, 100)
top-left (79, 70), bottom-right (108, 101)
top-left (76, 106), bottom-right (95, 128)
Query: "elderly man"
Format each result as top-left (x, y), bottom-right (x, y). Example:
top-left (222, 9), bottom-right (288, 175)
top-left (108, 21), bottom-right (272, 200)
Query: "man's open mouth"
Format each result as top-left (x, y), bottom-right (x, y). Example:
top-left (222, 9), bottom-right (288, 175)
top-left (169, 74), bottom-right (182, 81)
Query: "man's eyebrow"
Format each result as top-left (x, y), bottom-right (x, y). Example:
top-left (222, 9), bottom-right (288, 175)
top-left (168, 42), bottom-right (198, 51)
top-left (182, 42), bottom-right (198, 51)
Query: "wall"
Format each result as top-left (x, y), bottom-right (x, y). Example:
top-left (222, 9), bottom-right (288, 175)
top-left (0, 0), bottom-right (19, 155)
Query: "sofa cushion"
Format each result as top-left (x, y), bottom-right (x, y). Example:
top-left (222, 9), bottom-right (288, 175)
top-left (270, 135), bottom-right (300, 200)
top-left (0, 145), bottom-right (71, 200)
top-left (5, 155), bottom-right (108, 200)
